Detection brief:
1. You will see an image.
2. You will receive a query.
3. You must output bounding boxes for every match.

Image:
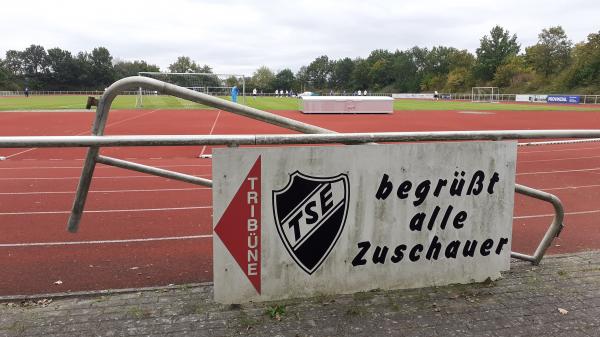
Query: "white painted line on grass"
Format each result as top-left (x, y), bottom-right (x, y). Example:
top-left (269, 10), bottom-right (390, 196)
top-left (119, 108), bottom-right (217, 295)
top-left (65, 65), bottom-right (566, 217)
top-left (0, 234), bottom-right (213, 247)
top-left (514, 209), bottom-right (600, 220)
top-left (0, 187), bottom-right (210, 196)
top-left (0, 206), bottom-right (211, 216)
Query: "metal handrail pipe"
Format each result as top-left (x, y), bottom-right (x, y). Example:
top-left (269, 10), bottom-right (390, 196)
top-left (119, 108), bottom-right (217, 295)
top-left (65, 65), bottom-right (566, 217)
top-left (511, 184), bottom-right (564, 265)
top-left (3, 130), bottom-right (600, 148)
top-left (96, 155), bottom-right (212, 187)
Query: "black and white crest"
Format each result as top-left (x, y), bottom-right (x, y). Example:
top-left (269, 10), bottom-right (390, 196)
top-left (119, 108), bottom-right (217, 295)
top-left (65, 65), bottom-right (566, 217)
top-left (272, 171), bottom-right (349, 275)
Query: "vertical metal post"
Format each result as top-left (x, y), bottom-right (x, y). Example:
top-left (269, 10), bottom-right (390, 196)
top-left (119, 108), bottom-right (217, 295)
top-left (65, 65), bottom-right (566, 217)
top-left (242, 76), bottom-right (246, 105)
top-left (67, 93), bottom-right (115, 232)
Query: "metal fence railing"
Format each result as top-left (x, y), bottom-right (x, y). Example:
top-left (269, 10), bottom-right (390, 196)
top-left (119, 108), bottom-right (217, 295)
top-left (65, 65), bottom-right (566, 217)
top-left (2, 76), bottom-right (598, 265)
top-left (0, 90), bottom-right (139, 96)
top-left (2, 89), bottom-right (599, 104)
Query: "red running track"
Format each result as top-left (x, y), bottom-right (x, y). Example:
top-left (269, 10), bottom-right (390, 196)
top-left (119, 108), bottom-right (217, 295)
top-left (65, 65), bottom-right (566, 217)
top-left (1, 107), bottom-right (600, 295)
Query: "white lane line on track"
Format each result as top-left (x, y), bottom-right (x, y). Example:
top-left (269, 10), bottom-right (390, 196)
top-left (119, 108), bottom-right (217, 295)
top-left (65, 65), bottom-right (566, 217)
top-left (519, 155), bottom-right (600, 163)
top-left (0, 164), bottom-right (212, 170)
top-left (0, 206), bottom-right (211, 215)
top-left (0, 174), bottom-right (210, 180)
top-left (541, 184), bottom-right (600, 191)
top-left (517, 167), bottom-right (600, 175)
top-left (0, 187), bottom-right (210, 195)
top-left (5, 109), bottom-right (160, 160)
top-left (199, 110), bottom-right (222, 157)
top-left (514, 209), bottom-right (600, 219)
top-left (0, 235), bottom-right (213, 247)
top-left (518, 145), bottom-right (600, 154)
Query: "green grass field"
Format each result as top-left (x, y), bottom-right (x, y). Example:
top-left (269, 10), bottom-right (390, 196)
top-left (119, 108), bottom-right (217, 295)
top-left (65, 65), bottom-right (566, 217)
top-left (1, 95), bottom-right (598, 112)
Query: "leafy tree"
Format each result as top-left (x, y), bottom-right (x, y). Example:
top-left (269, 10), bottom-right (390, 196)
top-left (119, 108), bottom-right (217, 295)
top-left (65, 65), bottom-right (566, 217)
top-left (408, 46), bottom-right (429, 73)
top-left (168, 56), bottom-right (201, 73)
top-left (367, 50), bottom-right (394, 90)
top-left (0, 59), bottom-right (12, 89)
top-left (306, 55), bottom-right (332, 89)
top-left (474, 26), bottom-right (520, 82)
top-left (294, 66), bottom-right (309, 92)
top-left (46, 48), bottom-right (78, 89)
top-left (272, 69), bottom-right (295, 91)
top-left (563, 31), bottom-right (600, 89)
top-left (351, 59), bottom-right (370, 91)
top-left (4, 50), bottom-right (23, 75)
top-left (493, 55), bottom-right (530, 87)
top-left (330, 57), bottom-right (354, 90)
top-left (447, 49), bottom-right (476, 71)
top-left (525, 26), bottom-right (572, 78)
top-left (445, 68), bottom-right (471, 92)
top-left (391, 49), bottom-right (422, 92)
top-left (74, 51), bottom-right (93, 89)
top-left (251, 66), bottom-right (276, 92)
top-left (224, 75), bottom-right (239, 87)
top-left (21, 44), bottom-right (48, 76)
top-left (90, 47), bottom-right (115, 88)
top-left (113, 60), bottom-right (160, 79)
top-left (197, 64), bottom-right (213, 74)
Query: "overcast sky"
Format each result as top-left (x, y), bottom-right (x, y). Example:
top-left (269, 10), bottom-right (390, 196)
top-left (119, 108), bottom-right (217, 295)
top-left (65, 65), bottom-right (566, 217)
top-left (2, 0), bottom-right (598, 75)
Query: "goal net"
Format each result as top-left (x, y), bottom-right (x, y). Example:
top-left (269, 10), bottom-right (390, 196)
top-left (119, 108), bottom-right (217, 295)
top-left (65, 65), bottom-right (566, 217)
top-left (136, 72), bottom-right (246, 108)
top-left (471, 87), bottom-right (499, 103)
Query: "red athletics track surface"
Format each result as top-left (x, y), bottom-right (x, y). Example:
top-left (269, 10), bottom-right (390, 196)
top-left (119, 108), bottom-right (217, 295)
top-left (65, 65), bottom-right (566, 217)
top-left (1, 107), bottom-right (600, 296)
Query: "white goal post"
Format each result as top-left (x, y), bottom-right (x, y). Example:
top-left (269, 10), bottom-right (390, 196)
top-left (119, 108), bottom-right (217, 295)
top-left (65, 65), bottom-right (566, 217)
top-left (471, 87), bottom-right (499, 103)
top-left (136, 72), bottom-right (246, 107)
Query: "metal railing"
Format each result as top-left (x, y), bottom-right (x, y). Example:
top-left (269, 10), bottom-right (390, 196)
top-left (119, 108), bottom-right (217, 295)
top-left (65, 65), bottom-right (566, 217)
top-left (2, 76), bottom-right (595, 265)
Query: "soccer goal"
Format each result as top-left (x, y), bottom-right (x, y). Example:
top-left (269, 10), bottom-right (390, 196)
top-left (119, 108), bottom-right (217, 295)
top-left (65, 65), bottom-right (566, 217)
top-left (471, 87), bottom-right (499, 103)
top-left (136, 72), bottom-right (246, 108)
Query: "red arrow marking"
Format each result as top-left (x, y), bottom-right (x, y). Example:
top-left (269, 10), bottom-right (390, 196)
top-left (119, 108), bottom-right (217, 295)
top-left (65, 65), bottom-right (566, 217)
top-left (214, 156), bottom-right (261, 293)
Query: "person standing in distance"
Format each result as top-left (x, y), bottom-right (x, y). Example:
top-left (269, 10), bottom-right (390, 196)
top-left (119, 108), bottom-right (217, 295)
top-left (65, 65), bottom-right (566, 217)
top-left (252, 88), bottom-right (257, 99)
top-left (231, 85), bottom-right (239, 103)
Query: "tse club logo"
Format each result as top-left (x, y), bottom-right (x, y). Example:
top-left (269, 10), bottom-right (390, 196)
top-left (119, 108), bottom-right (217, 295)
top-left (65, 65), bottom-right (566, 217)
top-left (272, 172), bottom-right (349, 274)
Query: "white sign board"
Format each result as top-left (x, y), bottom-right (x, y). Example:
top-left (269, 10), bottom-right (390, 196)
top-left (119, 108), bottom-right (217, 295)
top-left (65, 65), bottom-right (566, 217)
top-left (301, 96), bottom-right (393, 114)
top-left (392, 93), bottom-right (435, 99)
top-left (213, 142), bottom-right (517, 303)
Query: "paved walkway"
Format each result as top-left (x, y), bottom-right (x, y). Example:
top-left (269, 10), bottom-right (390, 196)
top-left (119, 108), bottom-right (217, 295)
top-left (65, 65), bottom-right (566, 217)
top-left (1, 251), bottom-right (599, 337)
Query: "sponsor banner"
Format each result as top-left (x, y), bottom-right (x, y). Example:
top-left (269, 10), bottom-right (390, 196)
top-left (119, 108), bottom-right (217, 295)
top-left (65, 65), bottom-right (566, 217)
top-left (213, 142), bottom-right (517, 303)
top-left (547, 95), bottom-right (580, 104)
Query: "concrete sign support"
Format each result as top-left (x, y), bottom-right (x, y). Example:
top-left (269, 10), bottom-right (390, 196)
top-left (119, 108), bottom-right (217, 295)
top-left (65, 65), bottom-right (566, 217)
top-left (213, 142), bottom-right (517, 304)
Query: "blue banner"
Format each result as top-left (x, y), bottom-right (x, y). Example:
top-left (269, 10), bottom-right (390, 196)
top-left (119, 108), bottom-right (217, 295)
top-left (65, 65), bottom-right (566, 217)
top-left (547, 95), bottom-right (581, 104)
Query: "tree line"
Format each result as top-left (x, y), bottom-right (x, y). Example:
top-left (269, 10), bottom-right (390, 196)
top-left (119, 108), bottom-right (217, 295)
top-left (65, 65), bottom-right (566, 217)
top-left (1, 25), bottom-right (598, 94)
